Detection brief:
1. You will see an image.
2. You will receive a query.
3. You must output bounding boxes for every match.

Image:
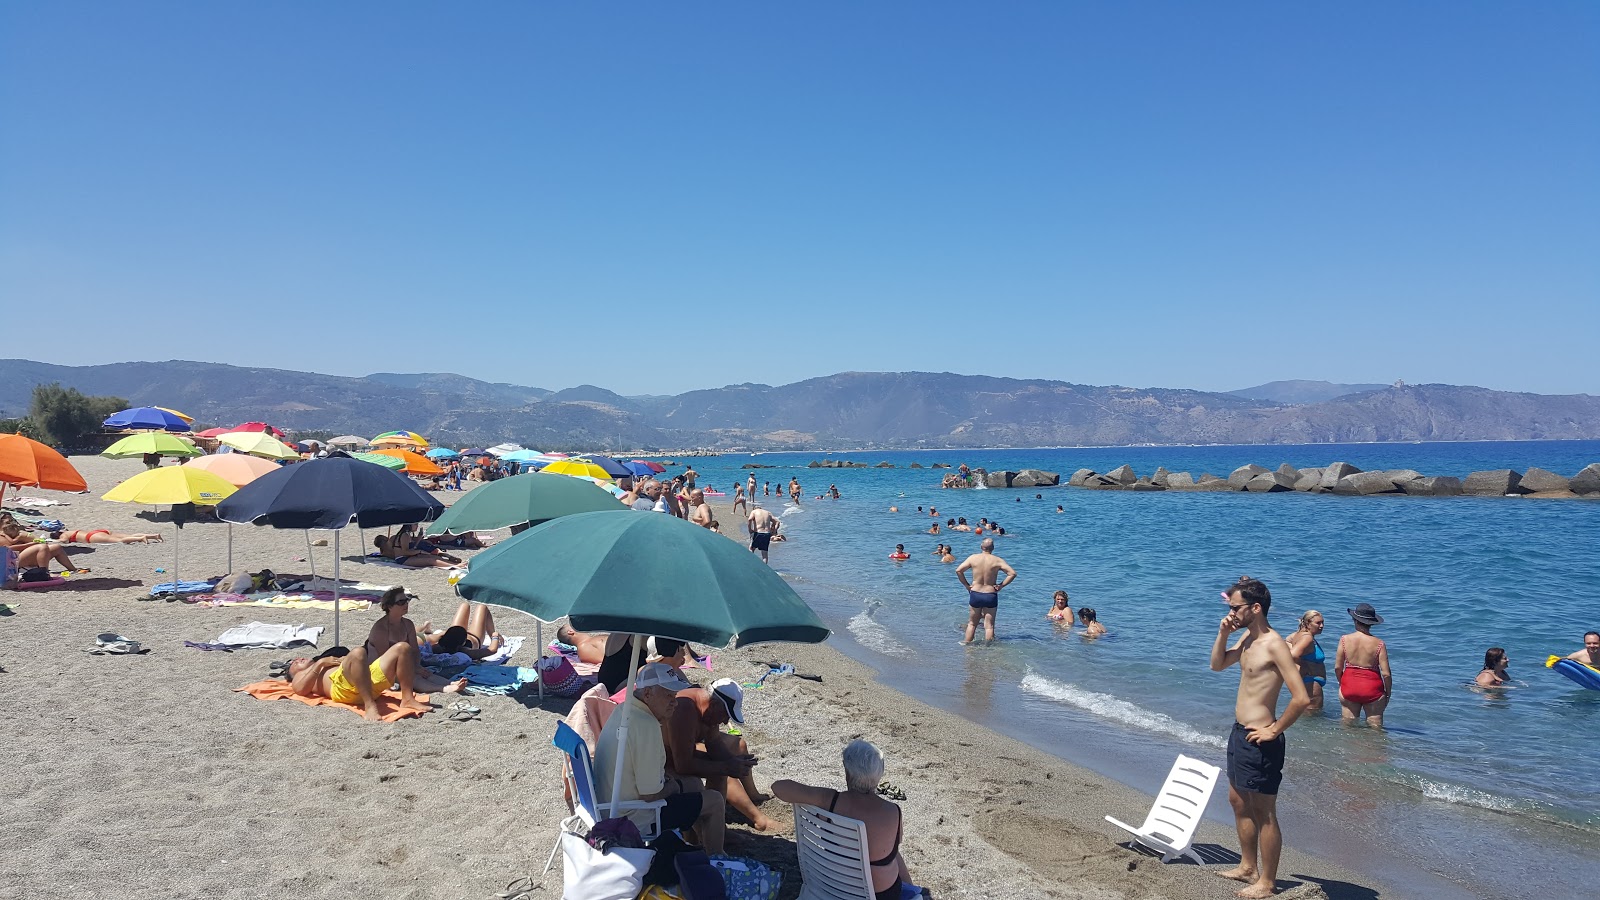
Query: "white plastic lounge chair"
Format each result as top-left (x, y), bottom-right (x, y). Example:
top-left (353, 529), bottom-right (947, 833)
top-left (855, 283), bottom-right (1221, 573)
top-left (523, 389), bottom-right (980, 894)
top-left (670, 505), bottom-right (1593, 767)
top-left (1103, 753), bottom-right (1220, 864)
top-left (793, 803), bottom-right (922, 900)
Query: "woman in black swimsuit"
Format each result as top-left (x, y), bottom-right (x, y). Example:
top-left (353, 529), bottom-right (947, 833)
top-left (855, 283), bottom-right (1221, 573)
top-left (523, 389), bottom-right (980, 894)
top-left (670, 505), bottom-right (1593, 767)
top-left (773, 740), bottom-right (915, 900)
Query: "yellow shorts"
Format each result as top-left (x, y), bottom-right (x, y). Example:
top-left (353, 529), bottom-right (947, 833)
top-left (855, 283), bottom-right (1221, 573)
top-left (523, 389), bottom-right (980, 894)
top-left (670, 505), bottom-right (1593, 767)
top-left (326, 660), bottom-right (390, 705)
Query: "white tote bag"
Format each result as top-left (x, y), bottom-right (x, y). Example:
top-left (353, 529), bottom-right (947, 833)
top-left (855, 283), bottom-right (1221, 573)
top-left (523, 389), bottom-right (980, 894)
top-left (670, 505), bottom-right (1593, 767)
top-left (559, 817), bottom-right (655, 900)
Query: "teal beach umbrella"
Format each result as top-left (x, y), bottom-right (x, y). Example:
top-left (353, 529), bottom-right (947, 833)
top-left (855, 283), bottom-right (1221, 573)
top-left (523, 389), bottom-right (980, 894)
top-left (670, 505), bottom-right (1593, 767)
top-left (424, 472), bottom-right (624, 535)
top-left (457, 510), bottom-right (829, 648)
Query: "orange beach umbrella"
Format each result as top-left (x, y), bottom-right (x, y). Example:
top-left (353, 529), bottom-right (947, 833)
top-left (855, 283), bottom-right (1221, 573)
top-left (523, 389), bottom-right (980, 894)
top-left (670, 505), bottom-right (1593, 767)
top-left (369, 448), bottom-right (444, 476)
top-left (0, 433), bottom-right (88, 493)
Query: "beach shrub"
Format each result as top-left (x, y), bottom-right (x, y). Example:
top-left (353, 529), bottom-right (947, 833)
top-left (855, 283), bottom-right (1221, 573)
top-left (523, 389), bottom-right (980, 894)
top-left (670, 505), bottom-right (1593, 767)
top-left (0, 417), bottom-right (42, 439)
top-left (28, 383), bottom-right (128, 446)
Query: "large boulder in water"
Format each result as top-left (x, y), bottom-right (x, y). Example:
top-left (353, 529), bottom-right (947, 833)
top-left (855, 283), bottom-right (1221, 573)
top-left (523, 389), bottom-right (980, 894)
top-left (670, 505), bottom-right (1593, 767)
top-left (1572, 464), bottom-right (1600, 495)
top-left (1245, 472), bottom-right (1295, 492)
top-left (1464, 470), bottom-right (1523, 496)
top-left (909, 463), bottom-right (924, 469)
top-left (1152, 466), bottom-right (1172, 487)
top-left (1165, 472), bottom-right (1195, 488)
top-left (1276, 463), bottom-right (1302, 482)
top-left (1383, 469), bottom-right (1426, 489)
top-left (1520, 467), bottom-right (1570, 493)
top-left (1319, 462), bottom-right (1361, 490)
top-left (1187, 478), bottom-right (1240, 492)
top-left (1334, 471), bottom-right (1404, 495)
top-left (1229, 464), bottom-right (1267, 488)
top-left (1401, 476), bottom-right (1463, 496)
top-left (1103, 464), bottom-right (1138, 486)
top-left (1069, 468), bottom-right (1098, 487)
top-left (984, 471), bottom-right (1016, 488)
top-left (1012, 469), bottom-right (1059, 488)
top-left (1523, 489), bottom-right (1580, 499)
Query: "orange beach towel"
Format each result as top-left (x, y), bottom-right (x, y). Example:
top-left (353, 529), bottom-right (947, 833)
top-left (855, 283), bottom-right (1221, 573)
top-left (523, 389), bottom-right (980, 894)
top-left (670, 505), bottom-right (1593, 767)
top-left (236, 679), bottom-right (433, 721)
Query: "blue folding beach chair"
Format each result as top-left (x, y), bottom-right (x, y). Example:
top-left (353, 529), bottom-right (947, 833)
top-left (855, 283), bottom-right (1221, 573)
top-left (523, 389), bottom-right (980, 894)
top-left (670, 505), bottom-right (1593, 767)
top-left (543, 721), bottom-right (666, 874)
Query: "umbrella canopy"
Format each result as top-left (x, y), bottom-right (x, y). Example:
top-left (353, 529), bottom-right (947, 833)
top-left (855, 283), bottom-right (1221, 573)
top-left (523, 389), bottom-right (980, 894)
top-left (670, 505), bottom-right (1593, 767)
top-left (216, 431), bottom-right (300, 460)
top-left (0, 434), bottom-right (87, 492)
top-left (103, 407), bottom-right (191, 432)
top-left (631, 459), bottom-right (666, 473)
top-left (459, 448), bottom-right (488, 457)
top-left (352, 451), bottom-right (406, 470)
top-left (457, 511), bottom-right (829, 648)
top-left (103, 466), bottom-right (238, 506)
top-left (327, 435), bottom-right (370, 448)
top-left (486, 443), bottom-right (524, 457)
top-left (621, 460), bottom-right (657, 478)
top-left (424, 472), bottom-right (625, 535)
top-left (195, 427), bottom-right (231, 438)
top-left (370, 448), bottom-right (444, 475)
top-left (216, 454), bottom-right (443, 531)
top-left (154, 407), bottom-right (195, 423)
top-left (183, 453), bottom-right (279, 487)
top-left (499, 448), bottom-right (544, 463)
top-left (102, 432), bottom-right (200, 459)
top-left (216, 454), bottom-right (443, 644)
top-left (232, 422), bottom-right (286, 438)
top-left (541, 459), bottom-right (614, 480)
top-left (574, 454), bottom-right (633, 478)
top-left (581, 476), bottom-right (629, 499)
top-left (425, 447), bottom-right (459, 459)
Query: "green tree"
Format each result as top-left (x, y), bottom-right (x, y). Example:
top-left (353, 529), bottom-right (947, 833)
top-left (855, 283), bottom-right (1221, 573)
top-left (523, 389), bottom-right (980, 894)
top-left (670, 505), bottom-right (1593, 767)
top-left (28, 383), bottom-right (129, 446)
top-left (0, 417), bottom-right (42, 439)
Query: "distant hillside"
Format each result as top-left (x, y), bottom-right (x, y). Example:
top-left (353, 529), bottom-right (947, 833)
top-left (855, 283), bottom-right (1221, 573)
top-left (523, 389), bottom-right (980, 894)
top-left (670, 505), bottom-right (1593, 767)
top-left (1229, 380), bottom-right (1390, 404)
top-left (2, 359), bottom-right (1596, 449)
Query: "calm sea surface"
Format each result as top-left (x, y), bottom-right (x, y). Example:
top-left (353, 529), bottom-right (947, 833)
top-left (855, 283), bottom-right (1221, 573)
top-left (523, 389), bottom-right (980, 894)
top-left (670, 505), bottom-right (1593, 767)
top-left (673, 442), bottom-right (1600, 899)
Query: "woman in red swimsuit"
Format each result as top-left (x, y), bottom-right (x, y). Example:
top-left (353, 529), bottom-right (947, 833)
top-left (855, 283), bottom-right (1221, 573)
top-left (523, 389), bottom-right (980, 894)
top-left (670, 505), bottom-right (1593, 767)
top-left (1335, 603), bottom-right (1392, 728)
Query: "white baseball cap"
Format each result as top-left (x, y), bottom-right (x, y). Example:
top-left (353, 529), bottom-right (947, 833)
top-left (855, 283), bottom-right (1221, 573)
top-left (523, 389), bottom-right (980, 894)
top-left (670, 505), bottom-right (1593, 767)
top-left (634, 663), bottom-right (691, 692)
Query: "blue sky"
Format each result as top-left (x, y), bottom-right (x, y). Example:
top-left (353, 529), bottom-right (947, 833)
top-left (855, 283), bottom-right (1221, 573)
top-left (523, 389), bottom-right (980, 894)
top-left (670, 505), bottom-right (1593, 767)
top-left (2, 3), bottom-right (1596, 396)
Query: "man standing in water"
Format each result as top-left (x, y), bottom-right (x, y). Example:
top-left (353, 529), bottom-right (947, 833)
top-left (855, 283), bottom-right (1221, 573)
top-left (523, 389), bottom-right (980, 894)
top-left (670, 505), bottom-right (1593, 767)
top-left (746, 504), bottom-right (780, 564)
top-left (955, 537), bottom-right (1015, 644)
top-left (1209, 577), bottom-right (1311, 899)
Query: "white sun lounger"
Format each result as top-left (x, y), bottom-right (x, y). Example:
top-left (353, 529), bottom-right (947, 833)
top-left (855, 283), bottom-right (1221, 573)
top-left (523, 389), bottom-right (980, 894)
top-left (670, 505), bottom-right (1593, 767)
top-left (1104, 753), bottom-right (1220, 864)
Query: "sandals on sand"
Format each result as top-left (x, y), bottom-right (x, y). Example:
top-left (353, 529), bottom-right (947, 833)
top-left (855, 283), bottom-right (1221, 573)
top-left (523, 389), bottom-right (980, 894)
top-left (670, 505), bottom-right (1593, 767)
top-left (877, 781), bottom-right (907, 800)
top-left (444, 700), bottom-right (481, 722)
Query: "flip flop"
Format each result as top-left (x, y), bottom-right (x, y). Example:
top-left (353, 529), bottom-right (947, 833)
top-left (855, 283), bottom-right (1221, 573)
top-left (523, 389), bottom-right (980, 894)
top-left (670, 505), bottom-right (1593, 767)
top-left (876, 782), bottom-right (907, 800)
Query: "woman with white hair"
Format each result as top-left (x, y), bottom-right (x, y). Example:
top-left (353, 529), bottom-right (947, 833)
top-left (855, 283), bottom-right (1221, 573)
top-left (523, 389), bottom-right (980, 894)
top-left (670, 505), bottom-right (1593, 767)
top-left (772, 740), bottom-right (914, 900)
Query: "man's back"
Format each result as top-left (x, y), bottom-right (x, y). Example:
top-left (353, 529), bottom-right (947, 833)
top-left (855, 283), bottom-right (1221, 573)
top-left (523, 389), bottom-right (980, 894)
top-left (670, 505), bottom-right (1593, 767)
top-left (959, 550), bottom-right (1009, 589)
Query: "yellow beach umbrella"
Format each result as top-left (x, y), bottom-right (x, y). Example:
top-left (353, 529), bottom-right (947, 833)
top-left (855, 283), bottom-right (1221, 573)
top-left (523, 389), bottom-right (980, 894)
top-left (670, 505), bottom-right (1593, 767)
top-left (370, 448), bottom-right (444, 476)
top-left (371, 433), bottom-right (429, 449)
top-left (541, 459), bottom-right (614, 480)
top-left (103, 467), bottom-right (239, 591)
top-left (216, 431), bottom-right (300, 460)
top-left (155, 406), bottom-right (195, 424)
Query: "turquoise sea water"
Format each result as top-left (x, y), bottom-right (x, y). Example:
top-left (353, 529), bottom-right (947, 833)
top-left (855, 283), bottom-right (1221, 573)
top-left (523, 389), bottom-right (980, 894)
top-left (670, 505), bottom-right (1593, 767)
top-left (672, 442), bottom-right (1600, 899)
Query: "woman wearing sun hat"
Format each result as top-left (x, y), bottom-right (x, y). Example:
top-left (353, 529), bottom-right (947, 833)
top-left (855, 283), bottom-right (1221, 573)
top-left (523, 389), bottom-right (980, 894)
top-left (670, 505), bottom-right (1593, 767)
top-left (1336, 602), bottom-right (1392, 728)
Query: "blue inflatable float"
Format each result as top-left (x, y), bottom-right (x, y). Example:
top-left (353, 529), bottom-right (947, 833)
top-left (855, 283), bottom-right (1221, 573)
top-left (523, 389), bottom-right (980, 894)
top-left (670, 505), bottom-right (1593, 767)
top-left (1546, 655), bottom-right (1600, 690)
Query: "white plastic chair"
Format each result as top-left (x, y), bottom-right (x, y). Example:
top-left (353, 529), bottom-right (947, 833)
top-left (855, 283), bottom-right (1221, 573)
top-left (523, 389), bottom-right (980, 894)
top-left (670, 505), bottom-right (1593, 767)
top-left (1103, 753), bottom-right (1220, 864)
top-left (793, 804), bottom-right (923, 900)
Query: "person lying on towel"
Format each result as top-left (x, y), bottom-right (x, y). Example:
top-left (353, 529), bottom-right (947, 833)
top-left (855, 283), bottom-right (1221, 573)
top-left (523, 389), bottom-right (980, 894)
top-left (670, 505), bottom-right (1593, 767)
top-left (286, 643), bottom-right (465, 723)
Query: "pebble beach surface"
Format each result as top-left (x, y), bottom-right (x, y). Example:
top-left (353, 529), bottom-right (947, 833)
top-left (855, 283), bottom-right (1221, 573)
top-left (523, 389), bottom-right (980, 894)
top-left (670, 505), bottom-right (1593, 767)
top-left (0, 456), bottom-right (1389, 899)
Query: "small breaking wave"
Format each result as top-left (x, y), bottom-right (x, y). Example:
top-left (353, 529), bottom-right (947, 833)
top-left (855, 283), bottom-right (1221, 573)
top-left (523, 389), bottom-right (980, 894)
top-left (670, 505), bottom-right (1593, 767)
top-left (1020, 672), bottom-right (1226, 750)
top-left (848, 608), bottom-right (912, 657)
top-left (1414, 779), bottom-right (1526, 814)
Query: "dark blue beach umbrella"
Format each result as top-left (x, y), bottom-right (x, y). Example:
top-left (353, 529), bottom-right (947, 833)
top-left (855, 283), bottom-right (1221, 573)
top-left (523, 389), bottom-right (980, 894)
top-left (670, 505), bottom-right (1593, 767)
top-left (103, 406), bottom-right (191, 432)
top-left (460, 448), bottom-right (489, 457)
top-left (621, 460), bottom-right (656, 478)
top-left (216, 453), bottom-right (444, 643)
top-left (574, 454), bottom-right (633, 478)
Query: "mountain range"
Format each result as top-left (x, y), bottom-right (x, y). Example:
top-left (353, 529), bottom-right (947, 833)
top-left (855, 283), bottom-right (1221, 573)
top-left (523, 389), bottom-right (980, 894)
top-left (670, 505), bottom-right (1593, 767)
top-left (2, 360), bottom-right (1596, 450)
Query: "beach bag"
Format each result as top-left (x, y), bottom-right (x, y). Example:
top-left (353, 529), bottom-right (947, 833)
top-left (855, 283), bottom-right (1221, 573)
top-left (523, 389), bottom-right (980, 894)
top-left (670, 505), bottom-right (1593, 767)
top-left (708, 856), bottom-right (780, 900)
top-left (675, 850), bottom-right (729, 900)
top-left (559, 816), bottom-right (654, 900)
top-left (1, 548), bottom-right (16, 588)
top-left (540, 655), bottom-right (587, 697)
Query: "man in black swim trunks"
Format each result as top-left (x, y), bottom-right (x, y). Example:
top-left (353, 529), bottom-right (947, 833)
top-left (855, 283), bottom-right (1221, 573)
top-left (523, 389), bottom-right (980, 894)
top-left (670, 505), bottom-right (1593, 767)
top-left (1209, 577), bottom-right (1310, 899)
top-left (955, 537), bottom-right (1015, 644)
top-left (746, 504), bottom-right (779, 563)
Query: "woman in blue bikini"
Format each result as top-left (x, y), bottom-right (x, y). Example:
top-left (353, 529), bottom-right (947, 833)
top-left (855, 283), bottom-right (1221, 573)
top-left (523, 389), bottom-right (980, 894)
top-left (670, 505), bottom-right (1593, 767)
top-left (1286, 610), bottom-right (1327, 708)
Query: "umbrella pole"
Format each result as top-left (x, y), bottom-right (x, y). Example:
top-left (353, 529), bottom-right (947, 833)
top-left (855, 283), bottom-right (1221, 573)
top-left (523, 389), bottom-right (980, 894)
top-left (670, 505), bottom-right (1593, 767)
top-left (306, 531), bottom-right (317, 580)
top-left (227, 524), bottom-right (234, 574)
top-left (607, 634), bottom-right (643, 818)
top-left (536, 620), bottom-right (544, 701)
top-left (333, 530), bottom-right (342, 647)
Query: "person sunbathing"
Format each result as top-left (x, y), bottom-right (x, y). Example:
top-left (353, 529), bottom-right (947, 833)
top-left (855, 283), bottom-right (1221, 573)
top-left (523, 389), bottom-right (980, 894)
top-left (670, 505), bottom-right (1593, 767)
top-left (287, 643), bottom-right (441, 722)
top-left (373, 533), bottom-right (456, 568)
top-left (773, 740), bottom-right (916, 900)
top-left (363, 588), bottom-right (470, 692)
top-left (418, 602), bottom-right (503, 660)
top-left (0, 514), bottom-right (88, 574)
top-left (60, 528), bottom-right (164, 544)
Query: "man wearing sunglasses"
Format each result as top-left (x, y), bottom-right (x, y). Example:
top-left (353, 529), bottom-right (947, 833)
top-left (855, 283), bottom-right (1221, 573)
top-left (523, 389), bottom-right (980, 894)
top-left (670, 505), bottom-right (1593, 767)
top-left (1209, 577), bottom-right (1310, 900)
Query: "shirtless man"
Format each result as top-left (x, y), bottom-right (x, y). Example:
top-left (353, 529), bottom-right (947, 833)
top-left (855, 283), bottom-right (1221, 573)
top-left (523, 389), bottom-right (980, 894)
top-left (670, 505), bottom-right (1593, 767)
top-left (1209, 577), bottom-right (1311, 899)
top-left (788, 478), bottom-right (801, 505)
top-left (683, 465), bottom-right (698, 490)
top-left (286, 643), bottom-right (445, 722)
top-left (732, 484), bottom-right (747, 515)
top-left (1565, 631), bottom-right (1600, 667)
top-left (955, 537), bottom-right (1016, 644)
top-left (746, 504), bottom-right (780, 563)
top-left (665, 679), bottom-right (775, 832)
top-left (688, 489), bottom-right (715, 529)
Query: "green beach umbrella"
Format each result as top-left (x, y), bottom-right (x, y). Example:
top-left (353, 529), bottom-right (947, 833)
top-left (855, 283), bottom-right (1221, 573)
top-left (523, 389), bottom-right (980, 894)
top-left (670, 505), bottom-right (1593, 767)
top-left (457, 510), bottom-right (829, 648)
top-left (352, 451), bottom-right (406, 471)
top-left (424, 471), bottom-right (624, 536)
top-left (102, 432), bottom-right (201, 459)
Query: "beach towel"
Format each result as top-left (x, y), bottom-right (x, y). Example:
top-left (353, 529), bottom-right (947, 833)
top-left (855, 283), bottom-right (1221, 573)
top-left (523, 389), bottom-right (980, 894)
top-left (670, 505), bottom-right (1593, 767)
top-left (289, 576), bottom-right (396, 594)
top-left (151, 579), bottom-right (219, 595)
top-left (235, 679), bottom-right (432, 721)
top-left (213, 621), bottom-right (324, 649)
top-left (458, 664), bottom-right (540, 696)
top-left (5, 497), bottom-right (69, 508)
top-left (480, 635), bottom-right (524, 664)
top-left (194, 593), bottom-right (372, 612)
top-left (564, 682), bottom-right (619, 749)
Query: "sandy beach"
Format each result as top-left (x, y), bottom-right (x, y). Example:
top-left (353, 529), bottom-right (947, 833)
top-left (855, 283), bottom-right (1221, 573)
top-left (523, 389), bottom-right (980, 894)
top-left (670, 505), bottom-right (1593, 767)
top-left (0, 457), bottom-right (1386, 900)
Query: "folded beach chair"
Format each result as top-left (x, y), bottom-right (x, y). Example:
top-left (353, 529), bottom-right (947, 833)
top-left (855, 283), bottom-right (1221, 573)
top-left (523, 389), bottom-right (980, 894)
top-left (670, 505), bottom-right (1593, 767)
top-left (792, 803), bottom-right (923, 900)
top-left (542, 721), bottom-right (666, 875)
top-left (1103, 753), bottom-right (1220, 864)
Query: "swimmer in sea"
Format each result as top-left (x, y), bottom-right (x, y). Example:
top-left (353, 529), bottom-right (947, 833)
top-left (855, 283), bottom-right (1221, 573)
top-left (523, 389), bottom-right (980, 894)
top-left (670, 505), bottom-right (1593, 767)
top-left (1056, 506), bottom-right (1063, 513)
top-left (927, 522), bottom-right (940, 535)
top-left (1475, 647), bottom-right (1509, 687)
top-left (889, 544), bottom-right (910, 560)
top-left (1047, 590), bottom-right (1072, 623)
top-left (1078, 607), bottom-right (1106, 637)
top-left (1285, 610), bottom-right (1327, 708)
top-left (1335, 603), bottom-right (1391, 729)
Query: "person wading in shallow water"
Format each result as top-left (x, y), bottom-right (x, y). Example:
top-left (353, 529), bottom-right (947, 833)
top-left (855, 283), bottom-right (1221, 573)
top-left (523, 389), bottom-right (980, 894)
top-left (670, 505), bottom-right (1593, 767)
top-left (1210, 576), bottom-right (1311, 900)
top-left (955, 538), bottom-right (1015, 644)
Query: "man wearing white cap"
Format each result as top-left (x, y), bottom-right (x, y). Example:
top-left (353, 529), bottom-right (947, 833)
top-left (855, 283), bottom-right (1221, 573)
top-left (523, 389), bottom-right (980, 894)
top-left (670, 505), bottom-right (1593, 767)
top-left (665, 677), bottom-right (775, 832)
top-left (593, 663), bottom-right (726, 853)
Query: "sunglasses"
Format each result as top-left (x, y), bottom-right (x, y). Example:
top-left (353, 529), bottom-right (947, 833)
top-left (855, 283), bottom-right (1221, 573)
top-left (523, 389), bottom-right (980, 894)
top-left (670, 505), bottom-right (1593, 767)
top-left (1227, 603), bottom-right (1250, 612)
